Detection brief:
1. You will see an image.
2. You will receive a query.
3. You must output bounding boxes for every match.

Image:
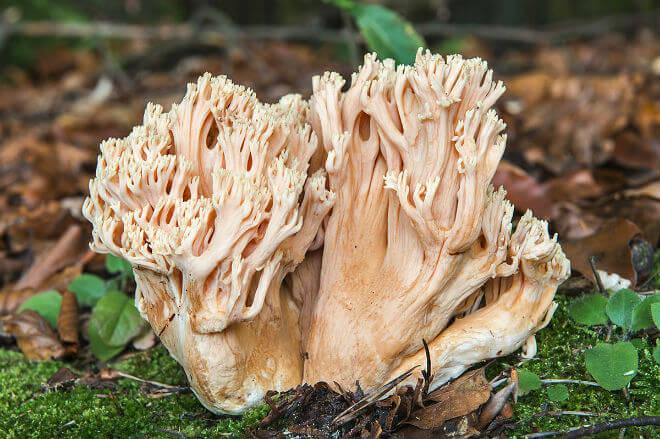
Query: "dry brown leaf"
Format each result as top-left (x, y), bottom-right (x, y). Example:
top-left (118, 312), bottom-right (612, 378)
top-left (563, 218), bottom-right (641, 286)
top-left (57, 290), bottom-right (79, 350)
top-left (492, 161), bottom-right (553, 218)
top-left (0, 288), bottom-right (39, 316)
top-left (477, 381), bottom-right (517, 429)
top-left (0, 264), bottom-right (82, 316)
top-left (2, 310), bottom-right (65, 360)
top-left (15, 225), bottom-right (85, 290)
top-left (406, 367), bottom-right (490, 430)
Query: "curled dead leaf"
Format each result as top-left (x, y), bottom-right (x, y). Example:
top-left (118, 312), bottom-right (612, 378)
top-left (563, 218), bottom-right (647, 287)
top-left (477, 381), bottom-right (517, 429)
top-left (407, 367), bottom-right (491, 430)
top-left (57, 290), bottom-right (79, 351)
top-left (15, 225), bottom-right (85, 290)
top-left (2, 310), bottom-right (65, 360)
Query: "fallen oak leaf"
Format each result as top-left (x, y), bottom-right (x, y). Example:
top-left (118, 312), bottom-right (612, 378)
top-left (563, 218), bottom-right (642, 287)
top-left (1, 310), bottom-right (65, 360)
top-left (406, 367), bottom-right (490, 430)
top-left (14, 225), bottom-right (85, 291)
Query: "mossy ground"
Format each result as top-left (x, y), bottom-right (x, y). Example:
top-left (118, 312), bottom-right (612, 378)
top-left (1, 296), bottom-right (658, 438)
top-left (0, 346), bottom-right (267, 438)
top-left (502, 295), bottom-right (660, 438)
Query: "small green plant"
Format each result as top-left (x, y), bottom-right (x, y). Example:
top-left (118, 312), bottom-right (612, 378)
top-left (545, 384), bottom-right (569, 402)
top-left (88, 290), bottom-right (145, 361)
top-left (516, 369), bottom-right (570, 403)
top-left (517, 368), bottom-right (541, 396)
top-left (584, 341), bottom-right (638, 391)
top-left (328, 0), bottom-right (425, 65)
top-left (68, 273), bottom-right (107, 307)
top-left (17, 290), bottom-right (62, 328)
top-left (20, 254), bottom-right (142, 361)
top-left (568, 294), bottom-right (608, 325)
top-left (568, 288), bottom-right (660, 389)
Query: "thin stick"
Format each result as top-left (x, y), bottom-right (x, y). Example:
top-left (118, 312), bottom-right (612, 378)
top-left (563, 416), bottom-right (660, 439)
top-left (589, 256), bottom-right (606, 294)
top-left (114, 370), bottom-right (187, 390)
top-left (540, 379), bottom-right (599, 387)
top-left (526, 432), bottom-right (562, 439)
top-left (547, 411), bottom-right (597, 417)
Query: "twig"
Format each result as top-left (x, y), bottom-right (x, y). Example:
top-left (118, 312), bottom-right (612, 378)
top-left (526, 431), bottom-right (562, 438)
top-left (563, 416), bottom-right (660, 438)
top-left (114, 370), bottom-right (187, 391)
top-left (490, 377), bottom-right (508, 389)
top-left (547, 411), bottom-right (597, 417)
top-left (589, 256), bottom-right (606, 295)
top-left (540, 379), bottom-right (599, 387)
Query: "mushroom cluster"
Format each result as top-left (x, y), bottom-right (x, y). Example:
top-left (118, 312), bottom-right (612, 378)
top-left (84, 51), bottom-right (570, 414)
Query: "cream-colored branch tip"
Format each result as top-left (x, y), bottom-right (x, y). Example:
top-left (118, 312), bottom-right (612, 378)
top-left (304, 50), bottom-right (570, 392)
top-left (83, 73), bottom-right (334, 414)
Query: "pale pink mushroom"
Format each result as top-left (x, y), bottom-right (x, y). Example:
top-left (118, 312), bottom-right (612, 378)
top-left (304, 50), bottom-right (570, 392)
top-left (83, 53), bottom-right (570, 414)
top-left (83, 74), bottom-right (334, 413)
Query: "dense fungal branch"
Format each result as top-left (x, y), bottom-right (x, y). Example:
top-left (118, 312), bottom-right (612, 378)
top-left (83, 73), bottom-right (334, 414)
top-left (304, 50), bottom-right (569, 390)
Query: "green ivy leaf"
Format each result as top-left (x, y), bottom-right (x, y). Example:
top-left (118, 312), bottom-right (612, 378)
top-left (568, 294), bottom-right (609, 326)
top-left (17, 290), bottom-right (62, 328)
top-left (631, 293), bottom-right (660, 331)
top-left (585, 342), bottom-right (638, 391)
top-left (88, 290), bottom-right (144, 361)
top-left (517, 369), bottom-right (541, 396)
top-left (546, 384), bottom-right (569, 402)
top-left (606, 289), bottom-right (641, 329)
top-left (653, 342), bottom-right (660, 365)
top-left (651, 303), bottom-right (660, 329)
top-left (337, 2), bottom-right (425, 65)
top-left (105, 254), bottom-right (133, 278)
top-left (68, 274), bottom-right (107, 307)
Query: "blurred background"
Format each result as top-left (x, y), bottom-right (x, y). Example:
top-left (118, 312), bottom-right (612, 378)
top-left (0, 0), bottom-right (658, 294)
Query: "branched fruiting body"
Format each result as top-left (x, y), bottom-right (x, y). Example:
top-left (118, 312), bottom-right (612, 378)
top-left (84, 53), bottom-right (569, 414)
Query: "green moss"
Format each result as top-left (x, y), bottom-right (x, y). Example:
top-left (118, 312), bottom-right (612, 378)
top-left (1, 296), bottom-right (658, 438)
top-left (0, 346), bottom-right (267, 438)
top-left (502, 296), bottom-right (660, 438)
